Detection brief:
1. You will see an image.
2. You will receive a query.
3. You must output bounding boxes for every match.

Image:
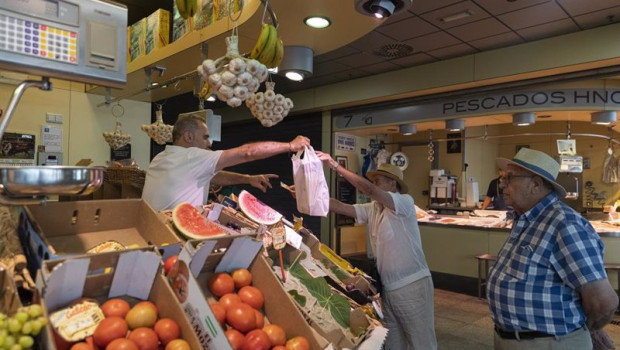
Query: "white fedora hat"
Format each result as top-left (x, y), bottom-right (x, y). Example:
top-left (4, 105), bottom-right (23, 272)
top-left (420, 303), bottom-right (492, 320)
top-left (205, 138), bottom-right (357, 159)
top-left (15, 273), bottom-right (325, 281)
top-left (496, 148), bottom-right (566, 198)
top-left (366, 163), bottom-right (409, 194)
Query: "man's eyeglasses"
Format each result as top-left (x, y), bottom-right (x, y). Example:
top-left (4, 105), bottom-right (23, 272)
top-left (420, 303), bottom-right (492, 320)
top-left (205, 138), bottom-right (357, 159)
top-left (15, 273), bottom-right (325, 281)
top-left (500, 174), bottom-right (535, 184)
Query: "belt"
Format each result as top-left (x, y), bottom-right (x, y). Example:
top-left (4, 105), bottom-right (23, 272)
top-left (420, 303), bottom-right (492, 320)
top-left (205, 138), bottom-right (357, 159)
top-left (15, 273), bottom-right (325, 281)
top-left (494, 325), bottom-right (555, 340)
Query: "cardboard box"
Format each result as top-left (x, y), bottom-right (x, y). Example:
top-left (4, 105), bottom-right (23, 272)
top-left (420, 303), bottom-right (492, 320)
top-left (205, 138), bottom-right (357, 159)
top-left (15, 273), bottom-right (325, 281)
top-left (146, 9), bottom-right (170, 55)
top-left (207, 203), bottom-right (259, 233)
top-left (37, 247), bottom-right (202, 350)
top-left (126, 26), bottom-right (131, 62)
top-left (171, 1), bottom-right (188, 42)
top-left (0, 267), bottom-right (21, 315)
top-left (130, 18), bottom-right (146, 61)
top-left (18, 199), bottom-right (182, 276)
top-left (174, 236), bottom-right (330, 349)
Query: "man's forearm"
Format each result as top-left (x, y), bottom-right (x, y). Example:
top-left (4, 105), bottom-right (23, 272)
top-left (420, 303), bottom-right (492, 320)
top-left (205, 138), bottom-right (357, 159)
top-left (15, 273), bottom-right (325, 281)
top-left (211, 171), bottom-right (249, 186)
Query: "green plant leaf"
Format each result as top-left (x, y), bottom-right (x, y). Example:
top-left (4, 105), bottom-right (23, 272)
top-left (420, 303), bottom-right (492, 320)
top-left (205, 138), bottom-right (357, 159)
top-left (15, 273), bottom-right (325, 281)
top-left (330, 266), bottom-right (349, 282)
top-left (288, 290), bottom-right (307, 307)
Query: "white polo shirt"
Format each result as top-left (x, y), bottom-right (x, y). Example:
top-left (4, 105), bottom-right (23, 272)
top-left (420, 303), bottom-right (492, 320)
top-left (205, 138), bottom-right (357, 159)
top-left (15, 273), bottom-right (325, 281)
top-left (354, 192), bottom-right (430, 291)
top-left (142, 145), bottom-right (223, 211)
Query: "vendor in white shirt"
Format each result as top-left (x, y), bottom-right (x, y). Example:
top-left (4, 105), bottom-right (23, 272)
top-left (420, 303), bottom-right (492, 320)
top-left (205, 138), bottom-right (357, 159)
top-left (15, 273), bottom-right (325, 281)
top-left (142, 113), bottom-right (309, 211)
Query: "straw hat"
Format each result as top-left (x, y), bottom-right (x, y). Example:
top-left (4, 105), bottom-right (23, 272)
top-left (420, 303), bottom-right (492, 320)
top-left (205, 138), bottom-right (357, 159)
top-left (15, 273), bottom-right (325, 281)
top-left (496, 148), bottom-right (566, 197)
top-left (366, 163), bottom-right (409, 194)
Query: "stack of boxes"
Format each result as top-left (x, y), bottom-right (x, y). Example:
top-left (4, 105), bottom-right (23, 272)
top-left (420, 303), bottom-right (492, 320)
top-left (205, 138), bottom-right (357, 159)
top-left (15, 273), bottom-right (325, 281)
top-left (128, 9), bottom-right (170, 63)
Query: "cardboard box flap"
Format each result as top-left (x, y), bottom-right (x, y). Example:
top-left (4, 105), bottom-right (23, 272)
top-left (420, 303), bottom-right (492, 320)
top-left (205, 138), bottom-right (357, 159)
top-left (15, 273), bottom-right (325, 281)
top-left (42, 258), bottom-right (89, 311)
top-left (188, 240), bottom-right (216, 277)
top-left (215, 237), bottom-right (262, 273)
top-left (109, 250), bottom-right (160, 300)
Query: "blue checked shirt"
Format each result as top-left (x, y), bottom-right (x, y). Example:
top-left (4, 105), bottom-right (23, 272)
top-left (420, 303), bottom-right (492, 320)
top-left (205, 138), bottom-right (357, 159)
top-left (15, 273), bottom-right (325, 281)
top-left (487, 193), bottom-right (607, 335)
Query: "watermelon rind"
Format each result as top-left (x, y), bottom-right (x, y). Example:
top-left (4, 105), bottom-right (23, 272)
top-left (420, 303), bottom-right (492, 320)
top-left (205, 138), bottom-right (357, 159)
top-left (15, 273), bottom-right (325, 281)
top-left (238, 190), bottom-right (283, 225)
top-left (172, 202), bottom-right (226, 240)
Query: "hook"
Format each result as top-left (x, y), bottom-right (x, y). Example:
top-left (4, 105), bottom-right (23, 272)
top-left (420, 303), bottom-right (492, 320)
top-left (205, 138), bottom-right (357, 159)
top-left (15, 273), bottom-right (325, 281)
top-left (112, 103), bottom-right (124, 118)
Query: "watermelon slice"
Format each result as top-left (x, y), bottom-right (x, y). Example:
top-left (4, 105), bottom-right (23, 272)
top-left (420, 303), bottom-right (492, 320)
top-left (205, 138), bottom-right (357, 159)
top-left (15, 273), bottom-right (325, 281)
top-left (172, 202), bottom-right (225, 239)
top-left (238, 190), bottom-right (282, 225)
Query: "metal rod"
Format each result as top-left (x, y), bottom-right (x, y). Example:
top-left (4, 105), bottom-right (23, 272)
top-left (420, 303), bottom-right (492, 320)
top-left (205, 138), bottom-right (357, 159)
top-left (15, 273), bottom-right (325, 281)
top-left (385, 132), bottom-right (620, 146)
top-left (0, 78), bottom-right (51, 139)
top-left (260, 0), bottom-right (278, 28)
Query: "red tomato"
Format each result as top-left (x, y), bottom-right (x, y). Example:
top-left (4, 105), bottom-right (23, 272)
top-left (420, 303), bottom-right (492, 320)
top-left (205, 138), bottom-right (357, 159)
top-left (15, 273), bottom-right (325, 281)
top-left (225, 329), bottom-right (245, 350)
top-left (101, 298), bottom-right (131, 318)
top-left (154, 318), bottom-right (181, 345)
top-left (69, 343), bottom-right (92, 350)
top-left (126, 303), bottom-right (158, 329)
top-left (209, 302), bottom-right (226, 327)
top-left (93, 316), bottom-right (128, 348)
top-left (208, 273), bottom-right (235, 297)
top-left (164, 255), bottom-right (179, 275)
top-left (238, 286), bottom-right (264, 310)
top-left (285, 336), bottom-right (310, 350)
top-left (164, 339), bottom-right (191, 350)
top-left (226, 303), bottom-right (256, 333)
top-left (272, 346), bottom-right (287, 350)
top-left (242, 329), bottom-right (270, 350)
top-left (254, 309), bottom-right (264, 329)
top-left (231, 269), bottom-right (252, 289)
top-left (128, 327), bottom-right (159, 350)
top-left (219, 293), bottom-right (241, 311)
top-left (106, 338), bottom-right (139, 350)
top-left (263, 324), bottom-right (286, 346)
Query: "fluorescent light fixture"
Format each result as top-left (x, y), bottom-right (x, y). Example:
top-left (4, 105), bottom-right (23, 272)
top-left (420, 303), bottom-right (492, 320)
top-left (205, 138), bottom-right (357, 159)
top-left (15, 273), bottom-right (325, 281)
top-left (399, 124), bottom-right (417, 135)
top-left (279, 46), bottom-right (314, 82)
top-left (304, 16), bottom-right (331, 29)
top-left (591, 111), bottom-right (617, 125)
top-left (445, 119), bottom-right (465, 132)
top-left (439, 9), bottom-right (475, 23)
top-left (207, 94), bottom-right (216, 102)
top-left (267, 67), bottom-right (278, 74)
top-left (512, 112), bottom-right (536, 126)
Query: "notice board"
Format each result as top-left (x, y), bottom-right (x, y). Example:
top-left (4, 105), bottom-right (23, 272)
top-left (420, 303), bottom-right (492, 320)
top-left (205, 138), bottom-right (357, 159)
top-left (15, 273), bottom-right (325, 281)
top-left (336, 177), bottom-right (356, 226)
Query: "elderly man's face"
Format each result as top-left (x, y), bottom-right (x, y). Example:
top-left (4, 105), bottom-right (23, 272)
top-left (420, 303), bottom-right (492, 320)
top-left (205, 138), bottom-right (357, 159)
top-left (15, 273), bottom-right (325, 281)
top-left (500, 164), bottom-right (536, 213)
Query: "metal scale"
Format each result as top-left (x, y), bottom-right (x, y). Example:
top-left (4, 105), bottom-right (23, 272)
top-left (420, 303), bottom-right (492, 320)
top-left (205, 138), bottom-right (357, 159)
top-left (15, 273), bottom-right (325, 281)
top-left (0, 0), bottom-right (127, 204)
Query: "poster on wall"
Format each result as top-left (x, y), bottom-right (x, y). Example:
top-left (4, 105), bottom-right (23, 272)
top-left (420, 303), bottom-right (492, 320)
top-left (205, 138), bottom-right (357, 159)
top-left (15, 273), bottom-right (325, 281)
top-left (447, 133), bottom-right (461, 154)
top-left (0, 132), bottom-right (36, 166)
top-left (335, 133), bottom-right (356, 152)
top-left (336, 177), bottom-right (356, 226)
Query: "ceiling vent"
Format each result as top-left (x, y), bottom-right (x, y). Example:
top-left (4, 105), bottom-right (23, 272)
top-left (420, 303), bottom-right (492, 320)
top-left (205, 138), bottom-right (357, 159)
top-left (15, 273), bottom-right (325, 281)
top-left (374, 43), bottom-right (414, 58)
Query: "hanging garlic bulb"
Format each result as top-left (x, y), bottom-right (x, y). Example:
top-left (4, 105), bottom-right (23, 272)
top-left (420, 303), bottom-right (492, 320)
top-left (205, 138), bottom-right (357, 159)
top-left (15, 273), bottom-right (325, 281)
top-left (103, 121), bottom-right (131, 150)
top-left (245, 81), bottom-right (293, 127)
top-left (141, 109), bottom-right (173, 145)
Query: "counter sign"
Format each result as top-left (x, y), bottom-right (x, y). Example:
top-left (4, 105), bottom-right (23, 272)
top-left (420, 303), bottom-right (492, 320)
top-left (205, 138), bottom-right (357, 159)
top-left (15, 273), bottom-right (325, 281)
top-left (335, 133), bottom-right (356, 152)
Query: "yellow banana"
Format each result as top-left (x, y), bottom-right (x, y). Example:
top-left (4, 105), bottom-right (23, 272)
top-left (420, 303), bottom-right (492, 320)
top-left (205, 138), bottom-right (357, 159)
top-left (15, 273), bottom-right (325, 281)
top-left (258, 25), bottom-right (278, 66)
top-left (319, 243), bottom-right (360, 276)
top-left (175, 0), bottom-right (188, 19)
top-left (250, 23), bottom-right (271, 59)
top-left (269, 38), bottom-right (284, 68)
top-left (187, 0), bottom-right (198, 17)
top-left (198, 81), bottom-right (212, 100)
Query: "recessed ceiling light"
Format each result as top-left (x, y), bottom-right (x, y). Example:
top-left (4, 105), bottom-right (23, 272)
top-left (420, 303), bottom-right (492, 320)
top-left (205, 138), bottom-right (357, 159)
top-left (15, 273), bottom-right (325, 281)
top-left (304, 16), bottom-right (331, 29)
top-left (285, 71), bottom-right (304, 81)
top-left (439, 9), bottom-right (475, 23)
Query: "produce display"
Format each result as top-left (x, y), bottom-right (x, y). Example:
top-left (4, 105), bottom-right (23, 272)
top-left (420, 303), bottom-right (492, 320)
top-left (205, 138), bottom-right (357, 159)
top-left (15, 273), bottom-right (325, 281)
top-left (103, 121), bottom-right (131, 150)
top-left (141, 109), bottom-right (173, 145)
top-left (206, 269), bottom-right (310, 350)
top-left (238, 190), bottom-right (282, 225)
top-left (172, 202), bottom-right (226, 239)
top-left (245, 82), bottom-right (293, 127)
top-left (174, 0), bottom-right (197, 20)
top-left (0, 304), bottom-right (46, 349)
top-left (249, 24), bottom-right (284, 69)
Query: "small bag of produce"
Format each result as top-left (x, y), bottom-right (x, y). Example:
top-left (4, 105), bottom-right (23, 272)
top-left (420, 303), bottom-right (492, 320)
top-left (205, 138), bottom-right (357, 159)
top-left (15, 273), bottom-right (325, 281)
top-left (292, 146), bottom-right (329, 216)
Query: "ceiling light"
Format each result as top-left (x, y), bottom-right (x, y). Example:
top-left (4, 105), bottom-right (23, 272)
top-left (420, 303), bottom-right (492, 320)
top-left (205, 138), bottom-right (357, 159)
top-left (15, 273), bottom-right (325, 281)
top-left (445, 119), bottom-right (465, 132)
top-left (591, 111), bottom-right (617, 125)
top-left (278, 46), bottom-right (313, 82)
top-left (354, 0), bottom-right (412, 19)
top-left (207, 94), bottom-right (216, 102)
top-left (399, 124), bottom-right (417, 135)
top-left (512, 112), bottom-right (536, 126)
top-left (439, 10), bottom-right (475, 23)
top-left (304, 16), bottom-right (331, 29)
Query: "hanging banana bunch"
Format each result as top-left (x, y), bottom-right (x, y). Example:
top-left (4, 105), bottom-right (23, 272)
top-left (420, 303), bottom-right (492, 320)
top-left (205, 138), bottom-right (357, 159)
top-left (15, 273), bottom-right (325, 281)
top-left (175, 0), bottom-right (197, 31)
top-left (250, 23), bottom-right (284, 68)
top-left (141, 108), bottom-right (173, 145)
top-left (245, 81), bottom-right (293, 127)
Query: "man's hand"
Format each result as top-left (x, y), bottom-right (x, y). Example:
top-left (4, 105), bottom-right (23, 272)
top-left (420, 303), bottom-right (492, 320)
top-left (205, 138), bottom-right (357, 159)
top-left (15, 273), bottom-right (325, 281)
top-left (316, 151), bottom-right (338, 169)
top-left (248, 174), bottom-right (278, 192)
top-left (591, 329), bottom-right (616, 350)
top-left (289, 136), bottom-right (310, 152)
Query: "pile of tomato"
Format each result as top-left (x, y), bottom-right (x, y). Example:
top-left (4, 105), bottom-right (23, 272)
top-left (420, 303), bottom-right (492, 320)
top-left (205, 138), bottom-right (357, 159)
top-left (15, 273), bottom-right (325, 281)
top-left (69, 299), bottom-right (190, 350)
top-left (208, 269), bottom-right (311, 350)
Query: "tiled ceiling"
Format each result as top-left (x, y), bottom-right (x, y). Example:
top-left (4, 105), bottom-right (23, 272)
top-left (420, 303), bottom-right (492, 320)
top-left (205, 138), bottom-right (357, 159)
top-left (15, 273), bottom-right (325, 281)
top-left (271, 0), bottom-right (620, 94)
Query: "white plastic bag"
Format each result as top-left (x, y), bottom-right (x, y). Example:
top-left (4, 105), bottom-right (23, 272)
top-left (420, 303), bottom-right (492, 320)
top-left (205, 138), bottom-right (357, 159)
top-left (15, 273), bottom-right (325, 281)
top-left (292, 146), bottom-right (330, 216)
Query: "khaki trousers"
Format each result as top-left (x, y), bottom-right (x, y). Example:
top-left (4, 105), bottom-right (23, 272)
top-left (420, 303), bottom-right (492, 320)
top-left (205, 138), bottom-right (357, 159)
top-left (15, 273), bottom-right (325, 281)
top-left (494, 326), bottom-right (591, 350)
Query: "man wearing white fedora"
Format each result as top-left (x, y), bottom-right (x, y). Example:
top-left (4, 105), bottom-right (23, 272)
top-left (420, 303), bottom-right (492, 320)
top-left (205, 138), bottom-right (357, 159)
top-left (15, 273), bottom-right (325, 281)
top-left (314, 151), bottom-right (437, 350)
top-left (487, 148), bottom-right (618, 350)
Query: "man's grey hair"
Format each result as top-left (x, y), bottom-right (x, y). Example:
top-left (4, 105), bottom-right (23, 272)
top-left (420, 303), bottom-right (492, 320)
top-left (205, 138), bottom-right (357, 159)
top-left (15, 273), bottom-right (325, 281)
top-left (172, 113), bottom-right (206, 142)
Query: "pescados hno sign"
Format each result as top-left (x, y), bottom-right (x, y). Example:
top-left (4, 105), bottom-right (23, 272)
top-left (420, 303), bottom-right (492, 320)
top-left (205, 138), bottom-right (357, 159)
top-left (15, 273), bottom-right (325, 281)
top-left (335, 89), bottom-right (620, 129)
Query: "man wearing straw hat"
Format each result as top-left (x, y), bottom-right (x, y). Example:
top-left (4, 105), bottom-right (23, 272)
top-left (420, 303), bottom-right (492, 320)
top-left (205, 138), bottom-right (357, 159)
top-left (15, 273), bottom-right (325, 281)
top-left (487, 148), bottom-right (618, 350)
top-left (315, 151), bottom-right (437, 350)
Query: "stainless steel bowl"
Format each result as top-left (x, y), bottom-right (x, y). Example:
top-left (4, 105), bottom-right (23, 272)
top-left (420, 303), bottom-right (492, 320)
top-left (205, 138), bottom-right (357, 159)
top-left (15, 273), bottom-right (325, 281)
top-left (0, 166), bottom-right (103, 196)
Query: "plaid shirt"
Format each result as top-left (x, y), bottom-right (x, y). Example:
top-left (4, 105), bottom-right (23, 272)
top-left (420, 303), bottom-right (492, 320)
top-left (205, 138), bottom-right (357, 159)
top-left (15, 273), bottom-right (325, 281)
top-left (487, 193), bottom-right (607, 335)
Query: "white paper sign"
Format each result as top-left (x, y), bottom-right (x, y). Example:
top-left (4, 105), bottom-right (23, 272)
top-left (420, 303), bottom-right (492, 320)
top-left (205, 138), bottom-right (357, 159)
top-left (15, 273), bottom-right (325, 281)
top-left (335, 132), bottom-right (356, 152)
top-left (42, 125), bottom-right (62, 152)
